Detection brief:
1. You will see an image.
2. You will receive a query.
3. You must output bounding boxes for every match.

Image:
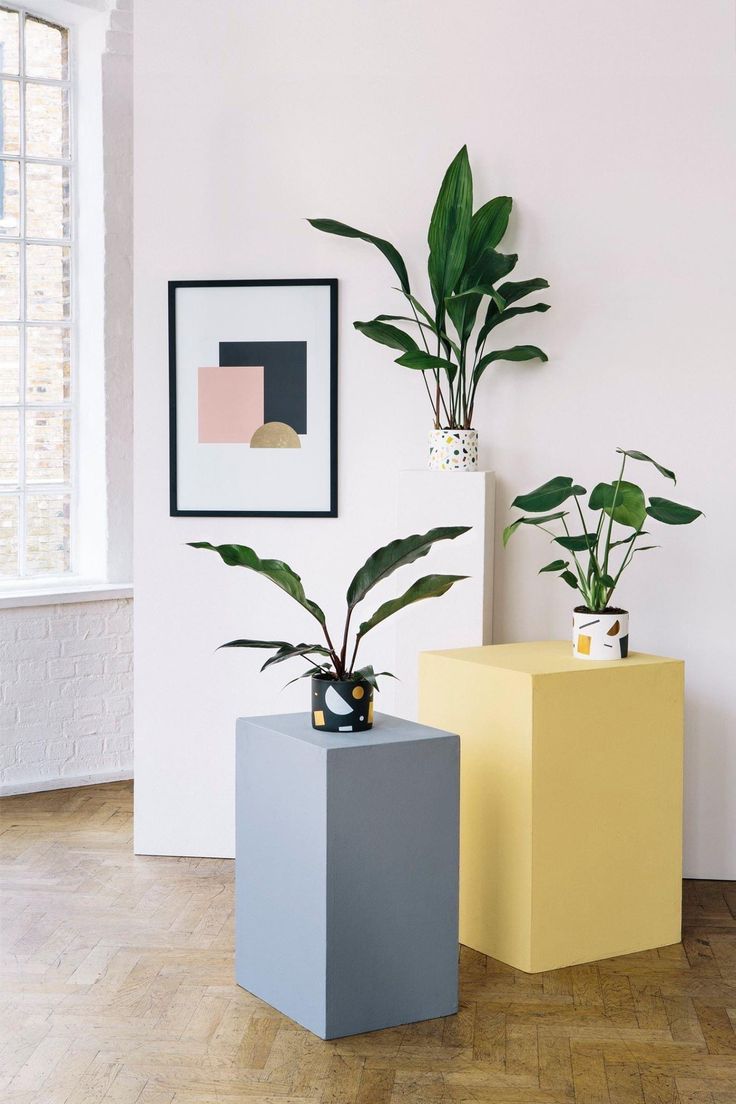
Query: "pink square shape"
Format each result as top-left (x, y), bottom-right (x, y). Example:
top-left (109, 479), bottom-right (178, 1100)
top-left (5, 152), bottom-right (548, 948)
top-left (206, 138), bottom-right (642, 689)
top-left (198, 366), bottom-right (265, 443)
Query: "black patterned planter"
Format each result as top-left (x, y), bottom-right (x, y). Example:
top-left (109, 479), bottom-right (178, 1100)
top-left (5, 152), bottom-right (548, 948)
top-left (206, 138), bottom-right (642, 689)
top-left (311, 676), bottom-right (374, 733)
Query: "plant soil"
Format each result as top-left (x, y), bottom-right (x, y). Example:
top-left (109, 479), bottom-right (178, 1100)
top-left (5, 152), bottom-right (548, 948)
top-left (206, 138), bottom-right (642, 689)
top-left (574, 605), bottom-right (628, 615)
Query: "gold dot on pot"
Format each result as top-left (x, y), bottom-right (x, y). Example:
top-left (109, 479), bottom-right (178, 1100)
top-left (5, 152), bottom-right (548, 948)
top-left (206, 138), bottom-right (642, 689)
top-left (352, 686), bottom-right (365, 700)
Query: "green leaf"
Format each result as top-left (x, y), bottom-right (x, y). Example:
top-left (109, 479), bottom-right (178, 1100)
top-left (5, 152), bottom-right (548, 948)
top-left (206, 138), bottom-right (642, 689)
top-left (476, 302), bottom-right (550, 349)
top-left (538, 559), bottom-right (569, 574)
top-left (512, 478), bottom-right (586, 513)
top-left (307, 218), bottom-right (410, 293)
top-left (188, 542), bottom-right (326, 625)
top-left (466, 196), bottom-right (512, 267)
top-left (589, 480), bottom-right (647, 530)
top-left (395, 349), bottom-right (457, 382)
top-left (554, 534), bottom-right (598, 552)
top-left (646, 498), bottom-right (703, 525)
top-left (616, 448), bottom-right (676, 484)
top-left (346, 526), bottom-right (471, 610)
top-left (358, 574), bottom-right (468, 638)
top-left (444, 291), bottom-right (479, 343)
top-left (632, 545), bottom-right (660, 554)
top-left (496, 277), bottom-right (550, 306)
top-left (260, 643), bottom-right (332, 672)
top-left (353, 319), bottom-right (419, 354)
top-left (560, 570), bottom-right (580, 589)
top-left (473, 345), bottom-right (548, 386)
top-left (352, 664), bottom-right (398, 691)
top-left (462, 247), bottom-right (518, 292)
top-left (218, 638), bottom-right (293, 651)
top-left (601, 573), bottom-right (615, 588)
top-left (502, 511), bottom-right (569, 547)
top-left (609, 530), bottom-right (649, 549)
top-left (427, 146), bottom-right (473, 305)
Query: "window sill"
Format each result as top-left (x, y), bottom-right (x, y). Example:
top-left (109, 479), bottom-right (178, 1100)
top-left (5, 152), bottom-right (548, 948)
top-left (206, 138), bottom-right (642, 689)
top-left (0, 581), bottom-right (134, 610)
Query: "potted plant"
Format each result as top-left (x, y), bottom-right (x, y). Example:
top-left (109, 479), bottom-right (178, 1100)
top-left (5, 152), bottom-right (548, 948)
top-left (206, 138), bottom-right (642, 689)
top-left (190, 526), bottom-right (469, 731)
top-left (309, 146), bottom-right (550, 471)
top-left (503, 448), bottom-right (702, 659)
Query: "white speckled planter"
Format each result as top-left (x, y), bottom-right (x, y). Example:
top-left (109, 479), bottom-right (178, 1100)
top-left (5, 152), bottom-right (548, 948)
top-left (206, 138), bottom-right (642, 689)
top-left (428, 428), bottom-right (479, 471)
top-left (573, 608), bottom-right (629, 660)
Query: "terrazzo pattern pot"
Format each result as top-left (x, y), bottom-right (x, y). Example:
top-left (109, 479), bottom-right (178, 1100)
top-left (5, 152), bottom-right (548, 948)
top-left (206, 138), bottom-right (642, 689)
top-left (428, 428), bottom-right (479, 471)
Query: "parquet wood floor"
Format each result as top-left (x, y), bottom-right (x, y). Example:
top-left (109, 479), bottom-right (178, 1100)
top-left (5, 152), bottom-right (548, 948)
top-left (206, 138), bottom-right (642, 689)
top-left (2, 782), bottom-right (736, 1103)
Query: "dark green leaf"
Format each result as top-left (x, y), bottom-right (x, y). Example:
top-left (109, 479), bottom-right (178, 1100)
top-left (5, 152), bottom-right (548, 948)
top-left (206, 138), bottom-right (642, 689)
top-left (502, 511), bottom-right (569, 547)
top-left (646, 498), bottom-right (703, 525)
top-left (589, 480), bottom-right (647, 529)
top-left (496, 277), bottom-right (550, 306)
top-left (307, 218), bottom-right (410, 293)
top-left (358, 574), bottom-right (468, 638)
top-left (616, 448), bottom-right (676, 484)
top-left (512, 477), bottom-right (586, 513)
top-left (353, 319), bottom-right (419, 353)
top-left (560, 570), bottom-right (580, 589)
top-left (476, 302), bottom-right (550, 348)
top-left (445, 290), bottom-right (480, 343)
top-left (462, 247), bottom-right (518, 292)
top-left (609, 530), bottom-right (649, 549)
top-left (352, 664), bottom-right (398, 691)
top-left (346, 526), bottom-right (470, 610)
top-left (427, 146), bottom-right (473, 304)
top-left (601, 573), bottom-right (615, 588)
top-left (632, 545), bottom-right (660, 553)
top-left (260, 643), bottom-right (332, 672)
top-left (554, 534), bottom-right (598, 552)
top-left (466, 196), bottom-right (512, 267)
top-left (188, 542), bottom-right (326, 625)
top-left (538, 559), bottom-right (569, 574)
top-left (395, 349), bottom-right (457, 382)
top-left (218, 638), bottom-right (292, 651)
top-left (473, 345), bottom-right (548, 386)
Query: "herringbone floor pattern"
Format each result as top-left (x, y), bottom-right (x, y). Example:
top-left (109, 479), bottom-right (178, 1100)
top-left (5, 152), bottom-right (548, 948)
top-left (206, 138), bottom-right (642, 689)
top-left (1, 783), bottom-right (736, 1103)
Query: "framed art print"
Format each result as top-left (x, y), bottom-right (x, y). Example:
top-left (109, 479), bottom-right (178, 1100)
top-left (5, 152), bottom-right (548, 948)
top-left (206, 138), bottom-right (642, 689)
top-left (168, 279), bottom-right (338, 516)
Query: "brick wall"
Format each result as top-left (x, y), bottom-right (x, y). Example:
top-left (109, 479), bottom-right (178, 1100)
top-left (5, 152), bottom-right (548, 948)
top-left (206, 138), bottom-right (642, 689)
top-left (0, 597), bottom-right (132, 794)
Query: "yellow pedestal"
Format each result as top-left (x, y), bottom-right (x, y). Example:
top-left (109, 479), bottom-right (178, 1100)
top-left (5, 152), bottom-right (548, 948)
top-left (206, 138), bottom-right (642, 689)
top-left (419, 641), bottom-right (684, 972)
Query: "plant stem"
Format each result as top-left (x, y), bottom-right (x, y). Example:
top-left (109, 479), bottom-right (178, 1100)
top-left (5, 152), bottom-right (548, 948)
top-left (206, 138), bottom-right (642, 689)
top-left (320, 623), bottom-right (342, 678)
top-left (602, 454), bottom-right (627, 578)
top-left (347, 634), bottom-right (360, 677)
top-left (338, 608), bottom-right (352, 674)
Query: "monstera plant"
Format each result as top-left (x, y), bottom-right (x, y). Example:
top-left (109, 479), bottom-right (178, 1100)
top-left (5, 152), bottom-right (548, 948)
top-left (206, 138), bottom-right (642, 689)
top-left (190, 526), bottom-right (469, 731)
top-left (503, 448), bottom-right (702, 660)
top-left (309, 145), bottom-right (549, 471)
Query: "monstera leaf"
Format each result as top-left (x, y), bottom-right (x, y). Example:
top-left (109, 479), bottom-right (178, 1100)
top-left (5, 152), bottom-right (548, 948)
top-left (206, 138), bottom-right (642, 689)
top-left (346, 526), bottom-right (470, 611)
top-left (646, 498), bottom-right (703, 525)
top-left (188, 542), bottom-right (326, 625)
top-left (357, 574), bottom-right (468, 638)
top-left (502, 511), bottom-right (569, 547)
top-left (511, 478), bottom-right (586, 513)
top-left (589, 481), bottom-right (647, 530)
top-left (616, 448), bottom-right (676, 484)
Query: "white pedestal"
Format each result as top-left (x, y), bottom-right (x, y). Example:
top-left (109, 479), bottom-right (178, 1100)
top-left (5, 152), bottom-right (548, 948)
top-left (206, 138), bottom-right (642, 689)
top-left (394, 470), bottom-right (495, 720)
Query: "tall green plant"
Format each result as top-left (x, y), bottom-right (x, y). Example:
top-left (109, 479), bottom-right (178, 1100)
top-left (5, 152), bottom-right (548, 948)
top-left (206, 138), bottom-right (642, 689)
top-left (190, 527), bottom-right (470, 687)
top-left (503, 449), bottom-right (702, 612)
top-left (309, 146), bottom-right (549, 430)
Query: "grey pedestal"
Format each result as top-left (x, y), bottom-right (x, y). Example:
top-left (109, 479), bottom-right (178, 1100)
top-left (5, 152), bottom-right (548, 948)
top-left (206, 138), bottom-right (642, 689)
top-left (235, 712), bottom-right (459, 1039)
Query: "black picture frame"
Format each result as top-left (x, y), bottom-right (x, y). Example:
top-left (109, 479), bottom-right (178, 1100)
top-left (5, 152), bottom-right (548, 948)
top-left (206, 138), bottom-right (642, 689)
top-left (168, 279), bottom-right (338, 518)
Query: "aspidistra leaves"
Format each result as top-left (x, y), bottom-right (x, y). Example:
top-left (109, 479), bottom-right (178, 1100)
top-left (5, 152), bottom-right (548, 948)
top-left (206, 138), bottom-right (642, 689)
top-left (395, 350), bottom-right (457, 382)
top-left (188, 542), bottom-right (326, 625)
top-left (346, 526), bottom-right (470, 610)
top-left (427, 146), bottom-right (473, 305)
top-left (496, 277), bottom-right (549, 307)
top-left (353, 319), bottom-right (419, 353)
top-left (466, 196), bottom-right (512, 268)
top-left (358, 574), bottom-right (468, 638)
top-left (473, 345), bottom-right (548, 386)
top-left (307, 218), bottom-right (410, 293)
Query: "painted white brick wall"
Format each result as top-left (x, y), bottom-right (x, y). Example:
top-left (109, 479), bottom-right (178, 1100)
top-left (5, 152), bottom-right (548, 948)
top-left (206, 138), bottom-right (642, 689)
top-left (0, 598), bottom-right (133, 795)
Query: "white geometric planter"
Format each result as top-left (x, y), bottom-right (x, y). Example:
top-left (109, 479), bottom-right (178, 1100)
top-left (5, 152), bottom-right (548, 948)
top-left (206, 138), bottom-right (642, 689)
top-left (428, 428), bottom-right (478, 471)
top-left (573, 608), bottom-right (630, 660)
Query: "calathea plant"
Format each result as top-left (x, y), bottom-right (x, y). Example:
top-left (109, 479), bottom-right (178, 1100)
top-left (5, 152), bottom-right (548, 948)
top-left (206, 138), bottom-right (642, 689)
top-left (190, 527), bottom-right (469, 731)
top-left (309, 146), bottom-right (549, 467)
top-left (503, 449), bottom-right (702, 660)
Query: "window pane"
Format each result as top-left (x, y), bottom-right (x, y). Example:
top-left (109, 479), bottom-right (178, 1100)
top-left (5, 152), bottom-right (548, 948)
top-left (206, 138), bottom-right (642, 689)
top-left (25, 407), bottom-right (70, 483)
top-left (0, 323), bottom-right (18, 401)
top-left (24, 16), bottom-right (68, 81)
top-left (0, 158), bottom-right (19, 235)
top-left (26, 162), bottom-right (70, 239)
top-left (26, 326), bottom-right (70, 402)
top-left (0, 9), bottom-right (19, 75)
top-left (0, 78), bottom-right (19, 154)
top-left (26, 492), bottom-right (70, 574)
top-left (0, 239), bottom-right (18, 319)
top-left (0, 494), bottom-right (18, 575)
top-left (26, 244), bottom-right (71, 320)
top-left (25, 83), bottom-right (69, 159)
top-left (0, 406), bottom-right (18, 483)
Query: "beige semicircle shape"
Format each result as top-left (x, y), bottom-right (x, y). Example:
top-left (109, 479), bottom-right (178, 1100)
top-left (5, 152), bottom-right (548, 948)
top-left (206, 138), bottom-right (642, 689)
top-left (249, 421), bottom-right (301, 449)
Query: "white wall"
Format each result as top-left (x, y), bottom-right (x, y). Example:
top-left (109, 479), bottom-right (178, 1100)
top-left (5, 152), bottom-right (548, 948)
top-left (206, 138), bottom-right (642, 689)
top-left (134, 0), bottom-right (736, 873)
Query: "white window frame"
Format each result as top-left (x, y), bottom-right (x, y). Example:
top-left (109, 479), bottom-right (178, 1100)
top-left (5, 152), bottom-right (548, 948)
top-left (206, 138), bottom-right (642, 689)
top-left (0, 2), bottom-right (76, 580)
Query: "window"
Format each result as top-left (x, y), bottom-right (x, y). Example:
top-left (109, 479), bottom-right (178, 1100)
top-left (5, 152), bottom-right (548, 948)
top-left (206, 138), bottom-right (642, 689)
top-left (0, 5), bottom-right (72, 579)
